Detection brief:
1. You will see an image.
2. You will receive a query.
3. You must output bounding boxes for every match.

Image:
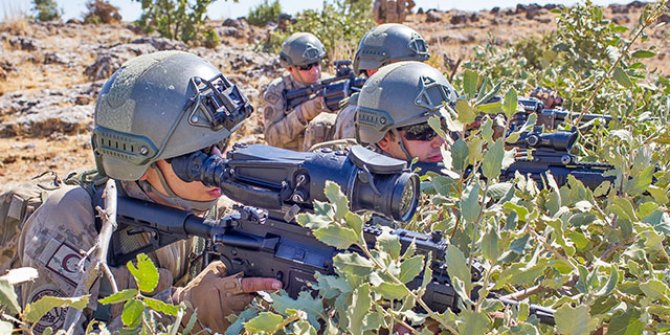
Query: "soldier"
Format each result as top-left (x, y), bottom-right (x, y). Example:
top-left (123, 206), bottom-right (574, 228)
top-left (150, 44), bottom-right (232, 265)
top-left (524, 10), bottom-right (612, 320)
top-left (263, 32), bottom-right (335, 151)
top-left (372, 0), bottom-right (416, 24)
top-left (17, 51), bottom-right (281, 333)
top-left (355, 61), bottom-right (457, 163)
top-left (333, 23), bottom-right (430, 141)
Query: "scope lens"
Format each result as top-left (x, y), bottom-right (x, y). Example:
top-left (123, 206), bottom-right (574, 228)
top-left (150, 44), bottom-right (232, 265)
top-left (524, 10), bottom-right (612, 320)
top-left (393, 174), bottom-right (419, 222)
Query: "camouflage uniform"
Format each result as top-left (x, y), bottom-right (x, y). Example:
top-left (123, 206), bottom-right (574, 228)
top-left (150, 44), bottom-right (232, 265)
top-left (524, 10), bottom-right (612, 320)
top-left (263, 74), bottom-right (334, 151)
top-left (333, 94), bottom-right (359, 140)
top-left (18, 182), bottom-right (200, 333)
top-left (372, 0), bottom-right (416, 23)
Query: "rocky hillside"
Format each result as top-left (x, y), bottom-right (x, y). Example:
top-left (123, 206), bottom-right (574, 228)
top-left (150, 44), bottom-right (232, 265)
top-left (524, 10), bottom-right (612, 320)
top-left (0, 1), bottom-right (668, 190)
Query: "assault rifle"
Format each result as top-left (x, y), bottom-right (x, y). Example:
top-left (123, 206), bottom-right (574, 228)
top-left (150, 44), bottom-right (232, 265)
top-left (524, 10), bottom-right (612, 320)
top-left (417, 129), bottom-right (615, 190)
top-left (510, 97), bottom-right (613, 131)
top-left (284, 60), bottom-right (366, 111)
top-left (108, 144), bottom-right (555, 325)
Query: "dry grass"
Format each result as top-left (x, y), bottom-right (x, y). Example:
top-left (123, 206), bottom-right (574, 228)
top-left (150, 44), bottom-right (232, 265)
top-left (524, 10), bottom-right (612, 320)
top-left (1, 1), bottom-right (32, 36)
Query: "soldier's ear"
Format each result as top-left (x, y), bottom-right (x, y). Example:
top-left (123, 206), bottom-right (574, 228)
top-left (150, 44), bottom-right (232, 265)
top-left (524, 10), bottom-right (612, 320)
top-left (377, 131), bottom-right (395, 151)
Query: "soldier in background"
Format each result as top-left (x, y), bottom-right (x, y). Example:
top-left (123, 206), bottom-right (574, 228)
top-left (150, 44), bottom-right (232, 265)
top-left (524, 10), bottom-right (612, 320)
top-left (333, 23), bottom-right (430, 141)
top-left (372, 0), bottom-right (416, 24)
top-left (263, 32), bottom-right (336, 151)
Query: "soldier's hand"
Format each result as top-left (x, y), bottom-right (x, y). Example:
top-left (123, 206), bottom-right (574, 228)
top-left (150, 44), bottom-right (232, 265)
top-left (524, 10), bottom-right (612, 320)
top-left (530, 87), bottom-right (563, 109)
top-left (300, 96), bottom-right (327, 122)
top-left (173, 261), bottom-right (281, 333)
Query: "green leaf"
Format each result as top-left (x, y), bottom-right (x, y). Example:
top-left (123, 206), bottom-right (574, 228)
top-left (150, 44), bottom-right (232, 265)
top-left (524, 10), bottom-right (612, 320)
top-left (460, 183), bottom-right (481, 224)
top-left (98, 289), bottom-right (138, 305)
top-left (640, 279), bottom-right (670, 301)
top-left (502, 88), bottom-right (519, 119)
top-left (399, 255), bottom-right (425, 284)
top-left (624, 165), bottom-right (654, 196)
top-left (244, 311), bottom-right (285, 334)
top-left (143, 297), bottom-right (179, 316)
top-left (376, 227), bottom-right (402, 259)
top-left (127, 254), bottom-right (160, 294)
top-left (481, 226), bottom-right (500, 263)
top-left (482, 138), bottom-right (505, 180)
top-left (595, 268), bottom-right (619, 297)
top-left (292, 320), bottom-right (317, 335)
top-left (428, 115), bottom-right (448, 140)
top-left (446, 245), bottom-right (471, 294)
top-left (271, 291), bottom-right (323, 330)
top-left (374, 282), bottom-right (410, 300)
top-left (554, 304), bottom-right (599, 335)
top-left (313, 225), bottom-right (358, 249)
top-left (225, 309), bottom-right (259, 335)
top-left (324, 181), bottom-right (350, 220)
top-left (345, 212), bottom-right (364, 236)
top-left (609, 309), bottom-right (645, 335)
top-left (121, 299), bottom-right (144, 328)
top-left (463, 69), bottom-right (479, 98)
top-left (613, 67), bottom-right (633, 88)
top-left (333, 252), bottom-right (375, 277)
top-left (451, 139), bottom-right (469, 173)
top-left (0, 278), bottom-right (20, 315)
top-left (456, 310), bottom-right (491, 334)
top-left (455, 99), bottom-right (478, 125)
top-left (25, 295), bottom-right (89, 323)
top-left (348, 284), bottom-right (372, 335)
top-left (631, 50), bottom-right (656, 58)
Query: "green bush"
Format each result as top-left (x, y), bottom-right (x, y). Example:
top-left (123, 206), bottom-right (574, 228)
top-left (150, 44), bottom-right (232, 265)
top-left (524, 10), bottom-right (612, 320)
top-left (32, 0), bottom-right (61, 22)
top-left (83, 0), bottom-right (122, 24)
top-left (248, 0), bottom-right (282, 27)
top-left (261, 0), bottom-right (374, 61)
top-left (132, 0), bottom-right (225, 47)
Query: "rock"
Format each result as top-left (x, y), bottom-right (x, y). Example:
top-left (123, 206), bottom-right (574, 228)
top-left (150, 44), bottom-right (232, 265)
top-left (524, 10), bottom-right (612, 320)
top-left (450, 11), bottom-right (469, 25)
top-left (470, 12), bottom-right (480, 22)
top-left (490, 7), bottom-right (500, 14)
top-left (543, 4), bottom-right (561, 10)
top-left (218, 26), bottom-right (243, 38)
top-left (610, 4), bottom-right (629, 14)
top-left (628, 1), bottom-right (646, 9)
top-left (43, 52), bottom-right (70, 65)
top-left (417, 7), bottom-right (424, 14)
top-left (74, 95), bottom-right (93, 105)
top-left (659, 13), bottom-right (670, 23)
top-left (84, 42), bottom-right (158, 81)
top-left (0, 105), bottom-right (93, 138)
top-left (223, 18), bottom-right (242, 28)
top-left (9, 37), bottom-right (38, 51)
top-left (426, 11), bottom-right (442, 22)
top-left (535, 17), bottom-right (552, 24)
top-left (66, 18), bottom-right (83, 25)
top-left (612, 15), bottom-right (631, 24)
top-left (130, 37), bottom-right (187, 51)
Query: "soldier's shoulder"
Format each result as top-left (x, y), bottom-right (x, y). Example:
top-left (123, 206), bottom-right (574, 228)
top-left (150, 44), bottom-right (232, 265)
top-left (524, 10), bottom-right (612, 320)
top-left (40, 186), bottom-right (94, 216)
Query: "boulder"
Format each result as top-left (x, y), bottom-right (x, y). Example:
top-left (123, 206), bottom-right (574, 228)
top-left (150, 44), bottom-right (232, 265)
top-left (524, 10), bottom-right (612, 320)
top-left (426, 11), bottom-right (442, 22)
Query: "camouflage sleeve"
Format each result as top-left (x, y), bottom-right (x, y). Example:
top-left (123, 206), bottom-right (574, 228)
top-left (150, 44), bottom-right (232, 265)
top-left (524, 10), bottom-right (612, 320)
top-left (333, 104), bottom-right (358, 140)
top-left (263, 81), bottom-right (308, 147)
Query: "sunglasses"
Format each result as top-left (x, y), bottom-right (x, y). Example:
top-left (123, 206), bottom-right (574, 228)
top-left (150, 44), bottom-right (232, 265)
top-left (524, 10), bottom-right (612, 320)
top-left (166, 141), bottom-right (227, 163)
top-left (298, 62), bottom-right (319, 71)
top-left (398, 119), bottom-right (446, 141)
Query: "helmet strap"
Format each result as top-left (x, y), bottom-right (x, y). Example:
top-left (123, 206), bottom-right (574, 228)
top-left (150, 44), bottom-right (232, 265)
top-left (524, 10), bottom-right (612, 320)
top-left (139, 163), bottom-right (217, 213)
top-left (392, 129), bottom-right (414, 162)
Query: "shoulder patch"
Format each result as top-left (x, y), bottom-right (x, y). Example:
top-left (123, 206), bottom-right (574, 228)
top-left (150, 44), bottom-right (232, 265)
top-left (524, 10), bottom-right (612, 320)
top-left (28, 285), bottom-right (68, 333)
top-left (265, 92), bottom-right (281, 105)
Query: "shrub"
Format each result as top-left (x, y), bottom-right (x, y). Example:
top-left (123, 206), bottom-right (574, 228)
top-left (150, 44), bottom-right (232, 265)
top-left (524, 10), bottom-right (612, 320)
top-left (32, 0), bottom-right (61, 22)
top-left (261, 0), bottom-right (374, 61)
top-left (248, 0), bottom-right (282, 27)
top-left (132, 0), bottom-right (224, 47)
top-left (83, 0), bottom-right (122, 24)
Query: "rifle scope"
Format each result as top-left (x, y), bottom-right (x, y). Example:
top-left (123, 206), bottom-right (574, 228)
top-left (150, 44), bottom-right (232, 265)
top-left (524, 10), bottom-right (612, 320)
top-left (171, 144), bottom-right (420, 222)
top-left (512, 129), bottom-right (578, 152)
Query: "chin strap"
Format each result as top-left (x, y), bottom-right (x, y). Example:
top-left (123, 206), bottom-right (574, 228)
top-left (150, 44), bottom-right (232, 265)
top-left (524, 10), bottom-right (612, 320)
top-left (392, 129), bottom-right (414, 162)
top-left (139, 164), bottom-right (218, 213)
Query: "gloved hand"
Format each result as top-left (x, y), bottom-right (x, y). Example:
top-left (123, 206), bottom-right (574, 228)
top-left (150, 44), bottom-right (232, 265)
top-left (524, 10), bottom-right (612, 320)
top-left (172, 261), bottom-right (282, 333)
top-left (298, 96), bottom-right (327, 123)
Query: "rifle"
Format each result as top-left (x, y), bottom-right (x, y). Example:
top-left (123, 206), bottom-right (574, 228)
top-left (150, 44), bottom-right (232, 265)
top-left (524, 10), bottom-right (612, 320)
top-left (284, 60), bottom-right (366, 111)
top-left (108, 144), bottom-right (556, 325)
top-left (510, 97), bottom-right (613, 131)
top-left (416, 129), bottom-right (615, 190)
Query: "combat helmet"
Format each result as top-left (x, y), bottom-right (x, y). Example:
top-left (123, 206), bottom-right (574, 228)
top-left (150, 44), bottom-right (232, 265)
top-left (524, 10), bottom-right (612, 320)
top-left (353, 23), bottom-right (429, 74)
top-left (356, 61), bottom-right (457, 146)
top-left (92, 51), bottom-right (253, 181)
top-left (279, 32), bottom-right (326, 68)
